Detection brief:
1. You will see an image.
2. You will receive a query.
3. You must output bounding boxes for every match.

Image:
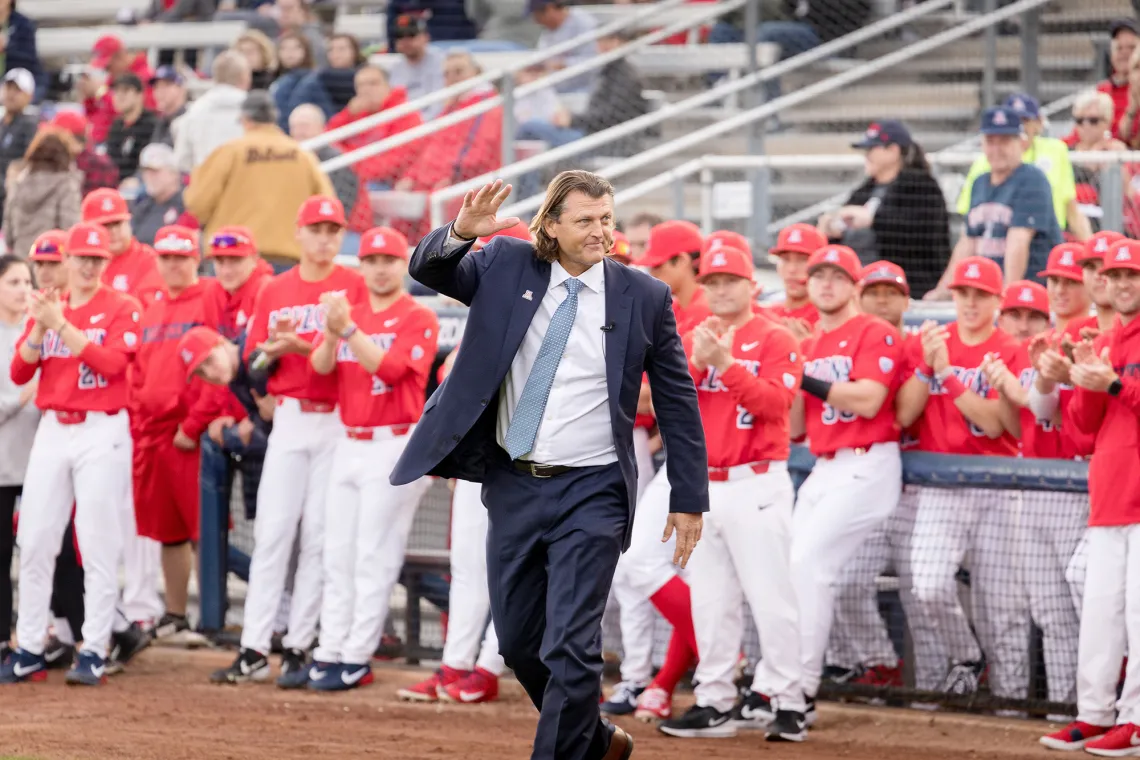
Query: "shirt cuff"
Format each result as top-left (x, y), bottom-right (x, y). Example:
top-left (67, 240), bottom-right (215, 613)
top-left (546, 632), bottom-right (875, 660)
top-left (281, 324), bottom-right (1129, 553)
top-left (444, 223), bottom-right (475, 253)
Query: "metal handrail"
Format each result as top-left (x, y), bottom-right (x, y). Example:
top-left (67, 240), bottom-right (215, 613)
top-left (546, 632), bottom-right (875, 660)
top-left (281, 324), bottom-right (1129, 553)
top-left (304, 0), bottom-right (692, 152)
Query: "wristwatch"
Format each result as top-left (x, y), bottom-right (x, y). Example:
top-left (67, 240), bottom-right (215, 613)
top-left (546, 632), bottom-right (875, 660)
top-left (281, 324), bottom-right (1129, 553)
top-left (1109, 378), bottom-right (1124, 397)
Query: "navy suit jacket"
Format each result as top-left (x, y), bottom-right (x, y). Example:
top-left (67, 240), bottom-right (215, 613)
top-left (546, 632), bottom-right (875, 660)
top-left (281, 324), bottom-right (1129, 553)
top-left (390, 224), bottom-right (709, 547)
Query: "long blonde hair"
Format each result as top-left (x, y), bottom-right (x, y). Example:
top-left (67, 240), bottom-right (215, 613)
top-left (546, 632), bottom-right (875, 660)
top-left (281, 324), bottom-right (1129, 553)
top-left (529, 170), bottom-right (614, 263)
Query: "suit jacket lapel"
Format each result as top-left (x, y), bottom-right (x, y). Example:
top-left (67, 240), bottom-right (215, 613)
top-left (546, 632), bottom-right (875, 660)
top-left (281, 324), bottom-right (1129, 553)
top-left (604, 258), bottom-right (633, 417)
top-left (496, 256), bottom-right (549, 380)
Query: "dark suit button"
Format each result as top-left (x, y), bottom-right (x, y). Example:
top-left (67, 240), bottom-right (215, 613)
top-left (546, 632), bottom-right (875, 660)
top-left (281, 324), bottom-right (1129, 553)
top-left (452, 434), bottom-right (461, 441)
top-left (480, 398), bottom-right (488, 406)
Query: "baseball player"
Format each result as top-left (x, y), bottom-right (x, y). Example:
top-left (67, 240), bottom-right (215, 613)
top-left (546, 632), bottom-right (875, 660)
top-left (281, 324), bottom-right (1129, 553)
top-left (208, 226), bottom-right (274, 342)
top-left (306, 227), bottom-right (437, 691)
top-left (132, 225), bottom-right (224, 640)
top-left (657, 246), bottom-right (806, 742)
top-left (29, 231), bottom-right (67, 289)
top-left (1077, 231), bottom-right (1125, 336)
top-left (766, 224), bottom-right (826, 343)
top-left (1038, 238), bottom-right (1140, 754)
top-left (635, 220), bottom-right (711, 333)
top-left (896, 255), bottom-right (1028, 697)
top-left (211, 195), bottom-right (366, 687)
top-left (787, 245), bottom-right (903, 727)
top-left (0, 223), bottom-right (140, 686)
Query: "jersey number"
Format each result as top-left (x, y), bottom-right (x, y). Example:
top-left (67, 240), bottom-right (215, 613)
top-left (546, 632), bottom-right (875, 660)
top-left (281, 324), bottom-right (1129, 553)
top-left (370, 376), bottom-right (391, 396)
top-left (77, 363), bottom-right (108, 390)
top-left (736, 406), bottom-right (753, 430)
top-left (821, 403), bottom-right (856, 425)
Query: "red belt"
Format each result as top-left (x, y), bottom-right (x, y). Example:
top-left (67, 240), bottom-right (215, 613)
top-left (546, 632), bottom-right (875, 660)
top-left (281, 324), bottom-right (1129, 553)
top-left (817, 445), bottom-right (874, 461)
top-left (707, 462), bottom-right (771, 481)
top-left (345, 424), bottom-right (411, 441)
top-left (55, 411), bottom-right (88, 425)
top-left (279, 398), bottom-right (336, 414)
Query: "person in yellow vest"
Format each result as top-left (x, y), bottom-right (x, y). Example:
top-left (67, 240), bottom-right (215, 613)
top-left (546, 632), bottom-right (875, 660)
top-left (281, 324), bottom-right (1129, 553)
top-left (958, 93), bottom-right (1093, 242)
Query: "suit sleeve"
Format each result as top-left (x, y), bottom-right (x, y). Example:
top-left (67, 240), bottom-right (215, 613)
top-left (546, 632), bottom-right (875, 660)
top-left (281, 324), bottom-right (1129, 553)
top-left (644, 288), bottom-right (709, 514)
top-left (718, 329), bottom-right (801, 423)
top-left (407, 226), bottom-right (502, 306)
top-left (374, 309), bottom-right (441, 386)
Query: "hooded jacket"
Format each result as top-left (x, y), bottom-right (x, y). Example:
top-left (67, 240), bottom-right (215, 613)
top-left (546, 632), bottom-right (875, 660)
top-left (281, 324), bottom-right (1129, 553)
top-left (173, 83), bottom-right (248, 172)
top-left (3, 169), bottom-right (82, 259)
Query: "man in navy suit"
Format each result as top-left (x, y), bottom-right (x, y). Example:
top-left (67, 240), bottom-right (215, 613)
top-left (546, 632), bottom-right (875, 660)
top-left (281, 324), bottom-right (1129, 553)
top-left (391, 172), bottom-right (709, 760)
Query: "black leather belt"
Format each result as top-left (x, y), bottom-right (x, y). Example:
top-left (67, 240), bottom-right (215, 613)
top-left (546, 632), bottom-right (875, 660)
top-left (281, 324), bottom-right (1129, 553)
top-left (512, 460), bottom-right (576, 478)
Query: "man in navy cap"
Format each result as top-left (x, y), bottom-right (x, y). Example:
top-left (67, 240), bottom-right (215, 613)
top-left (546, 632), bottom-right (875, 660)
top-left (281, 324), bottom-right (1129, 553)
top-left (149, 65), bottom-right (188, 147)
top-left (930, 107), bottom-right (1062, 296)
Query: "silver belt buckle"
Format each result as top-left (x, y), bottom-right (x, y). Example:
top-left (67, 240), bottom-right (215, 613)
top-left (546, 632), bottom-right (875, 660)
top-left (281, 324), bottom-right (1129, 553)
top-left (529, 462), bottom-right (553, 479)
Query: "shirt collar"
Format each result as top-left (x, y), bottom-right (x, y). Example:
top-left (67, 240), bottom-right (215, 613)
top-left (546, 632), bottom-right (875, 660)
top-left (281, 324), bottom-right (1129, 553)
top-left (549, 259), bottom-right (605, 294)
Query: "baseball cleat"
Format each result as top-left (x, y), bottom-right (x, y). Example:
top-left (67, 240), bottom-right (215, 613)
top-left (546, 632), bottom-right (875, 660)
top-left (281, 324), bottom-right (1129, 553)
top-left (210, 648), bottom-right (270, 684)
top-left (1084, 723), bottom-right (1140, 757)
top-left (65, 650), bottom-right (108, 686)
top-left (440, 667), bottom-right (499, 704)
top-left (0, 648), bottom-right (47, 684)
top-left (658, 704), bottom-right (736, 739)
top-left (276, 648), bottom-right (309, 689)
top-left (765, 709), bottom-right (808, 743)
top-left (730, 687), bottom-right (775, 729)
top-left (396, 665), bottom-right (466, 702)
top-left (1039, 721), bottom-right (1112, 751)
top-left (633, 685), bottom-right (673, 722)
top-left (600, 681), bottom-right (646, 716)
top-left (941, 660), bottom-right (985, 695)
top-left (43, 636), bottom-right (75, 670)
top-left (853, 661), bottom-right (904, 687)
top-left (822, 664), bottom-right (861, 684)
top-left (107, 622), bottom-right (152, 674)
top-left (309, 662), bottom-right (374, 691)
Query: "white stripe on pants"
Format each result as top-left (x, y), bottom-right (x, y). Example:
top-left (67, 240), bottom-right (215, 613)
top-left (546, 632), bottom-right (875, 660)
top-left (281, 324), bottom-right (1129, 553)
top-left (17, 411), bottom-right (130, 656)
top-left (691, 466), bottom-right (803, 712)
top-left (440, 478), bottom-right (505, 675)
top-left (314, 431), bottom-right (430, 664)
top-left (240, 399), bottom-right (340, 655)
top-left (791, 443), bottom-right (901, 699)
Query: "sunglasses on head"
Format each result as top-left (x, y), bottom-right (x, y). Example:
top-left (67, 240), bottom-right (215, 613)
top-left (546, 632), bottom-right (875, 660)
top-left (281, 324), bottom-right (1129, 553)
top-left (33, 241), bottom-right (63, 256)
top-left (211, 233), bottom-right (251, 250)
top-left (1074, 116), bottom-right (1105, 125)
top-left (155, 236), bottom-right (196, 253)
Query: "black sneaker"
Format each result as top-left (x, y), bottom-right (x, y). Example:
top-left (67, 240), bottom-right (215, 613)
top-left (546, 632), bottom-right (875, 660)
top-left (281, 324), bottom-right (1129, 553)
top-left (658, 704), bottom-right (736, 739)
top-left (107, 622), bottom-right (152, 674)
top-left (765, 709), bottom-right (807, 742)
top-left (210, 648), bottom-right (269, 684)
top-left (276, 648), bottom-right (309, 689)
top-left (805, 696), bottom-right (817, 728)
top-left (823, 664), bottom-right (861, 684)
top-left (941, 660), bottom-right (985, 695)
top-left (43, 637), bottom-right (74, 670)
top-left (730, 687), bottom-right (775, 730)
top-left (154, 613), bottom-right (191, 640)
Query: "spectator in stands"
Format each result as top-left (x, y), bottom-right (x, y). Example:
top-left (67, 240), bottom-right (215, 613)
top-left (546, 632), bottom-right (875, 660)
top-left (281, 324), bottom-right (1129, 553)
top-left (816, 120), bottom-right (949, 298)
top-left (1097, 19), bottom-right (1138, 141)
top-left (174, 51), bottom-right (252, 172)
top-left (271, 32), bottom-right (316, 131)
top-left (49, 111), bottom-right (120, 197)
top-left (286, 33), bottom-right (364, 120)
top-left (1067, 89), bottom-right (1134, 236)
top-left (149, 66), bottom-right (188, 147)
top-left (144, 0), bottom-right (217, 21)
top-left (622, 211), bottom-right (662, 260)
top-left (274, 0), bottom-right (328, 64)
top-left (0, 1), bottom-right (42, 101)
top-left (288, 104), bottom-right (360, 217)
top-left (106, 73), bottom-right (161, 180)
top-left (0, 69), bottom-right (38, 228)
top-left (185, 91), bottom-right (334, 270)
top-left (3, 130), bottom-right (81, 261)
top-left (80, 35), bottom-right (157, 146)
top-left (387, 0), bottom-right (477, 41)
top-left (234, 29), bottom-right (279, 91)
top-left (530, 0), bottom-right (599, 93)
top-left (466, 0), bottom-right (541, 47)
top-left (514, 63), bottom-right (566, 127)
top-left (326, 65), bottom-right (423, 188)
top-left (388, 14), bottom-right (448, 119)
top-left (131, 143), bottom-right (195, 246)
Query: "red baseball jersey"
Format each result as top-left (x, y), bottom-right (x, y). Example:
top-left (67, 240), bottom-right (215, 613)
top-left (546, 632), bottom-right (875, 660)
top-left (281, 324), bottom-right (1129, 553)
top-left (801, 313), bottom-right (903, 457)
top-left (220, 268), bottom-right (272, 342)
top-left (914, 323), bottom-right (1026, 456)
top-left (685, 315), bottom-right (802, 466)
top-left (103, 239), bottom-right (165, 308)
top-left (245, 266), bottom-right (368, 403)
top-left (1018, 321), bottom-right (1096, 459)
top-left (317, 294), bottom-right (439, 428)
top-left (674, 288), bottom-right (712, 335)
top-left (11, 286), bottom-right (141, 413)
top-left (766, 300), bottom-right (820, 327)
top-left (134, 278), bottom-right (225, 438)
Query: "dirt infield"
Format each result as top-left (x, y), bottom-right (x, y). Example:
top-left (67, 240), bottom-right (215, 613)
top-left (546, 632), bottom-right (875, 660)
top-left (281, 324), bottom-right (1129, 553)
top-left (0, 649), bottom-right (1060, 760)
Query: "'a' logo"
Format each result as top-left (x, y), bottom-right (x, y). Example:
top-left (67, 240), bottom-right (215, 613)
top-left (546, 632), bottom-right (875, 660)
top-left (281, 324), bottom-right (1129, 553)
top-left (711, 252), bottom-right (726, 267)
top-left (1096, 237), bottom-right (1110, 252)
top-left (371, 234), bottom-right (385, 248)
top-left (320, 201), bottom-right (334, 216)
top-left (787, 229), bottom-right (802, 244)
top-left (825, 248), bottom-right (840, 262)
top-left (1013, 98), bottom-right (1024, 111)
top-left (965, 264), bottom-right (981, 279)
top-left (181, 349), bottom-right (193, 364)
top-left (87, 231), bottom-right (100, 246)
top-left (102, 198), bottom-right (114, 211)
top-left (708, 239), bottom-right (723, 251)
top-left (1060, 251), bottom-right (1073, 267)
top-left (1117, 248), bottom-right (1132, 261)
top-left (993, 110), bottom-right (1008, 125)
top-left (877, 266), bottom-right (891, 277)
top-left (1019, 287), bottom-right (1034, 303)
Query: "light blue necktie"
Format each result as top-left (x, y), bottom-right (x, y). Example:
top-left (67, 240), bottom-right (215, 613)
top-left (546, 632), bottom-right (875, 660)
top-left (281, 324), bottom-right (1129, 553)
top-left (504, 277), bottom-right (583, 460)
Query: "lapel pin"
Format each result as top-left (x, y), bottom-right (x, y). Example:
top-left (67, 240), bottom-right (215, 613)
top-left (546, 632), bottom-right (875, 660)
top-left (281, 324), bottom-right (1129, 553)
top-left (522, 290), bottom-right (533, 301)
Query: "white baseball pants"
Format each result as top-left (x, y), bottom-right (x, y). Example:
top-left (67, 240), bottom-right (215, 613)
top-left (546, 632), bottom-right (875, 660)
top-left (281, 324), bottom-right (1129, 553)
top-left (791, 443), bottom-right (901, 699)
top-left (1067, 530), bottom-right (1089, 613)
top-left (439, 478), bottom-right (504, 675)
top-left (240, 399), bottom-right (340, 655)
top-left (314, 428), bottom-right (430, 665)
top-left (690, 464), bottom-right (803, 713)
top-left (16, 411), bottom-right (131, 656)
top-left (1075, 525), bottom-right (1140, 726)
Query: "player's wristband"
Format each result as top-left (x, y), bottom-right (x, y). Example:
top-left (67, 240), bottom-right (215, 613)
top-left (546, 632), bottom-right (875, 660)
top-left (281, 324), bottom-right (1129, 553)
top-left (24, 339), bottom-right (43, 352)
top-left (800, 373), bottom-right (832, 402)
top-left (942, 375), bottom-right (967, 401)
top-left (339, 324), bottom-right (358, 341)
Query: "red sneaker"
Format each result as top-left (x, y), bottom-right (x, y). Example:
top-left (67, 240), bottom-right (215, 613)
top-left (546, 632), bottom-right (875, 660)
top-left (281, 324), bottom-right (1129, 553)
top-left (1083, 723), bottom-right (1140, 757)
top-left (396, 665), bottom-right (467, 703)
top-left (440, 667), bottom-right (500, 704)
top-left (633, 685), bottom-right (673, 722)
top-left (852, 661), bottom-right (904, 687)
top-left (1039, 721), bottom-right (1112, 751)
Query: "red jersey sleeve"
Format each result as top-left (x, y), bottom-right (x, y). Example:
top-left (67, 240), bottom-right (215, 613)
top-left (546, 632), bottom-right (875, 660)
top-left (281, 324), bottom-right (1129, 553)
top-left (10, 320), bottom-right (37, 385)
top-left (681, 332), bottom-right (704, 385)
top-left (718, 328), bottom-right (801, 423)
top-left (179, 376), bottom-right (219, 440)
top-left (850, 320), bottom-right (903, 388)
top-left (373, 308), bottom-right (441, 386)
top-left (78, 297), bottom-right (140, 379)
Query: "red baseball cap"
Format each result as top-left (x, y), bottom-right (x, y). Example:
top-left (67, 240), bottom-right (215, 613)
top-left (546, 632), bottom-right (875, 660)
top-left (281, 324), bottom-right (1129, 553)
top-left (91, 35), bottom-right (125, 70)
top-left (769, 223), bottom-right (827, 257)
top-left (610, 230), bottom-right (631, 263)
top-left (359, 226), bottom-right (409, 259)
top-left (807, 244), bottom-right (861, 282)
top-left (704, 230), bottom-right (751, 258)
top-left (153, 225), bottom-right (200, 257)
top-left (1082, 230), bottom-right (1126, 264)
top-left (478, 221), bottom-right (530, 246)
top-left (1037, 243), bottom-right (1084, 282)
top-left (65, 223), bottom-right (112, 259)
top-left (697, 246), bottom-right (753, 281)
top-left (1103, 239), bottom-right (1140, 273)
top-left (297, 195), bottom-right (347, 228)
top-left (209, 225), bottom-right (257, 257)
top-left (637, 220), bottom-right (703, 268)
top-left (1001, 280), bottom-right (1049, 316)
top-left (177, 326), bottom-right (223, 381)
top-left (49, 111), bottom-right (88, 139)
top-left (29, 230), bottom-right (67, 262)
top-left (81, 188), bottom-right (130, 225)
top-left (949, 256), bottom-right (1003, 296)
top-left (859, 260), bottom-right (909, 296)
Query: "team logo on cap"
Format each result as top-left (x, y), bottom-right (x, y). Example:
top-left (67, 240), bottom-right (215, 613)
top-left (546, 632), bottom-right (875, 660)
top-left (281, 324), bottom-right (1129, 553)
top-left (181, 348), bottom-right (193, 365)
top-left (1117, 247), bottom-right (1133, 262)
top-left (87, 230), bottom-right (101, 246)
top-left (1096, 237), bottom-right (1110, 252)
top-left (101, 198), bottom-right (114, 212)
top-left (787, 229), bottom-right (802, 244)
top-left (965, 263), bottom-right (981, 279)
top-left (1019, 287), bottom-right (1034, 303)
top-left (1060, 251), bottom-right (1074, 267)
top-left (320, 201), bottom-right (334, 216)
top-left (876, 266), bottom-right (892, 277)
top-left (710, 252), bottom-right (727, 267)
top-left (825, 248), bottom-right (840, 263)
top-left (708, 239), bottom-right (724, 251)
top-left (866, 123), bottom-right (880, 138)
top-left (992, 110), bottom-right (1008, 125)
top-left (371, 233), bottom-right (386, 248)
top-left (1012, 98), bottom-right (1024, 111)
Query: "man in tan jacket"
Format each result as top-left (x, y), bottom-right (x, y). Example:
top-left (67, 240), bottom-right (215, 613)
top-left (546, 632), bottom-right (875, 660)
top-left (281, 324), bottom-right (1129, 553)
top-left (186, 90), bottom-right (333, 270)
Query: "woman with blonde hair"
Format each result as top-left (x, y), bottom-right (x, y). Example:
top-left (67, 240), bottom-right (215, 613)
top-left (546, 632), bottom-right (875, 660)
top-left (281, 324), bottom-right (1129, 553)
top-left (233, 29), bottom-right (279, 91)
top-left (3, 129), bottom-right (81, 260)
top-left (1069, 88), bottom-right (1135, 235)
